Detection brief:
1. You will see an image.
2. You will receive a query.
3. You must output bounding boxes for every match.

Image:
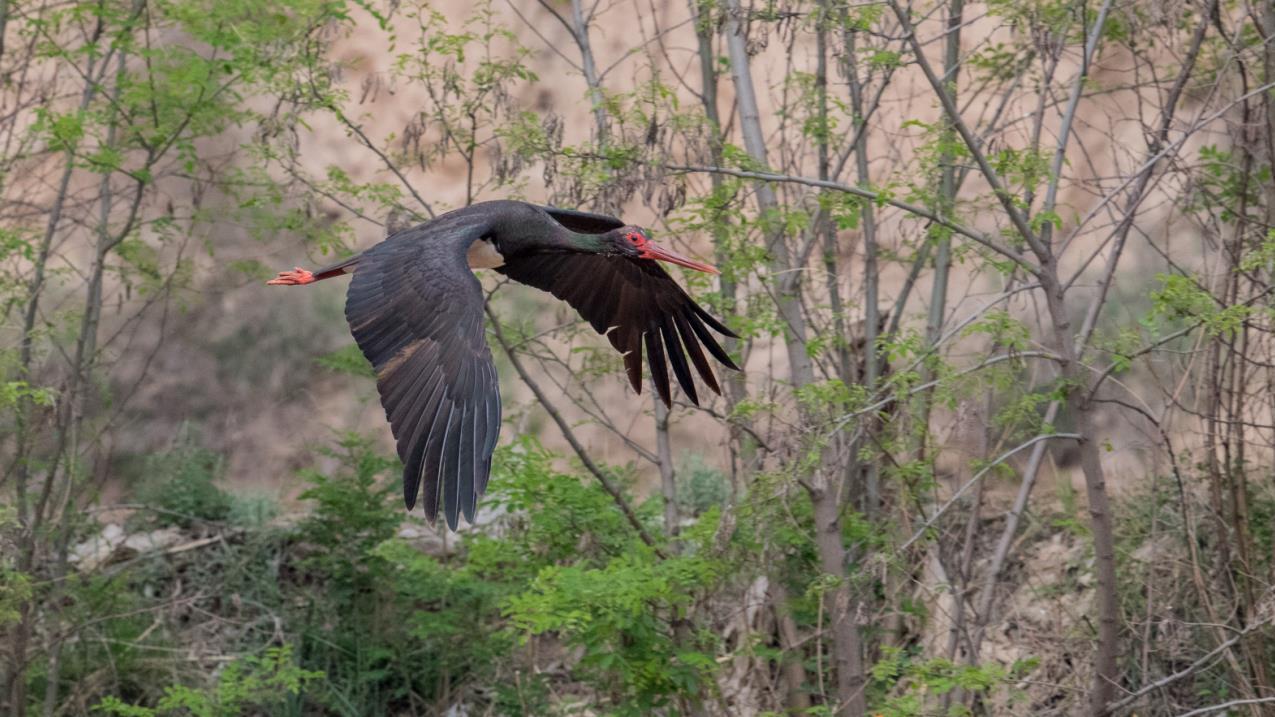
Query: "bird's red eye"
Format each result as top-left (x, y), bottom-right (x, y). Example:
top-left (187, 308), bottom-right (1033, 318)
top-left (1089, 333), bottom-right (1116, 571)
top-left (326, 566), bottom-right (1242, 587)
top-left (624, 231), bottom-right (649, 250)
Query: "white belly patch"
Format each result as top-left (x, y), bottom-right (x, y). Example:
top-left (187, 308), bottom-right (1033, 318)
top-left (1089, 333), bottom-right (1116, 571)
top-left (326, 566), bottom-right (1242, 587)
top-left (467, 239), bottom-right (505, 269)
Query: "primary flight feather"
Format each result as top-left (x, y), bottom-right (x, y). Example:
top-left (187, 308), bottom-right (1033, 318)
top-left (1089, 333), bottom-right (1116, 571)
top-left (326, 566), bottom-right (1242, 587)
top-left (268, 200), bottom-right (739, 529)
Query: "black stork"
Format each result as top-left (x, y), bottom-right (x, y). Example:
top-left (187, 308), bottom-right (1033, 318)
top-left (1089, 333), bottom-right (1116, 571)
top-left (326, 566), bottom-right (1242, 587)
top-left (268, 200), bottom-right (739, 529)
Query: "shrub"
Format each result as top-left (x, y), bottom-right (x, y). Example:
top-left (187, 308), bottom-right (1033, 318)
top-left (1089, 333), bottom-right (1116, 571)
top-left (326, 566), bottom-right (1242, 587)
top-left (95, 645), bottom-right (322, 717)
top-left (676, 452), bottom-right (730, 517)
top-left (132, 425), bottom-right (231, 528)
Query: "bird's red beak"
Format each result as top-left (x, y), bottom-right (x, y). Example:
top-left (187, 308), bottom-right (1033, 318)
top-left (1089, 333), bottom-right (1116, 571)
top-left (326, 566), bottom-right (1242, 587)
top-left (641, 241), bottom-right (720, 274)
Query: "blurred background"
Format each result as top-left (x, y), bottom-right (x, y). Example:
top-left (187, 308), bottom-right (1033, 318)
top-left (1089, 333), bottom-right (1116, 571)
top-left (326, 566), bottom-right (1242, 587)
top-left (3, 0), bottom-right (1274, 715)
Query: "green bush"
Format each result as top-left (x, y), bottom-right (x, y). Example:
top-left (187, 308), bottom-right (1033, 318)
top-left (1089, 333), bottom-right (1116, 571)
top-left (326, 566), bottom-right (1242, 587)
top-left (293, 433), bottom-right (402, 595)
top-left (43, 433), bottom-right (740, 715)
top-left (287, 433), bottom-right (516, 713)
top-left (466, 436), bottom-right (641, 577)
top-left (132, 426), bottom-right (231, 528)
top-left (471, 438), bottom-right (724, 714)
top-left (676, 452), bottom-right (730, 517)
top-left (868, 647), bottom-right (1035, 716)
top-left (95, 646), bottom-right (321, 717)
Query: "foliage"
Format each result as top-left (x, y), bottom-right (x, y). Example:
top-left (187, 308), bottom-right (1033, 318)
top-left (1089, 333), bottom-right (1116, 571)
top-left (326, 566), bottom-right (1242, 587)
top-left (869, 647), bottom-right (1035, 716)
top-left (675, 453), bottom-right (731, 516)
top-left (95, 646), bottom-right (322, 717)
top-left (132, 426), bottom-right (232, 528)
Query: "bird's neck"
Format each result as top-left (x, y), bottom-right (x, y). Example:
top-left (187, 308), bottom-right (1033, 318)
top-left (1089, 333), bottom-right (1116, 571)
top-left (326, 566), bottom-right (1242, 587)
top-left (564, 230), bottom-right (608, 253)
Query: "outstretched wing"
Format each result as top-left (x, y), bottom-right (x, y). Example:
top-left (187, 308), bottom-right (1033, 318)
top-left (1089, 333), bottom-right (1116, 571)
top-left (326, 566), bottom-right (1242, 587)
top-left (344, 216), bottom-right (500, 529)
top-left (496, 253), bottom-right (738, 406)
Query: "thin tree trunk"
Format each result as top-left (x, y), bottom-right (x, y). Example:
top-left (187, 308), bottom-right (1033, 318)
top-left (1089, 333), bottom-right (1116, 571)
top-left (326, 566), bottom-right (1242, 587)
top-left (943, 391), bottom-right (988, 712)
top-left (1040, 267), bottom-right (1120, 713)
top-left (689, 0), bottom-right (750, 430)
top-left (1224, 89), bottom-right (1270, 695)
top-left (4, 19), bottom-right (107, 711)
top-left (1261, 0), bottom-right (1275, 604)
top-left (814, 0), bottom-right (851, 387)
top-left (655, 391), bottom-right (679, 535)
top-left (688, 5), bottom-right (788, 708)
top-left (810, 479), bottom-right (866, 716)
top-left (922, 0), bottom-right (962, 367)
top-left (839, 4), bottom-right (881, 519)
top-left (1265, 2), bottom-right (1275, 235)
top-left (911, 0), bottom-right (963, 662)
top-left (970, 404), bottom-right (1057, 655)
top-left (723, 2), bottom-right (864, 713)
top-left (688, 0), bottom-right (756, 695)
top-left (0, 0), bottom-right (9, 62)
top-left (569, 0), bottom-right (608, 151)
top-left (41, 51), bottom-right (136, 713)
top-left (770, 580), bottom-right (813, 713)
top-left (722, 0), bottom-right (813, 386)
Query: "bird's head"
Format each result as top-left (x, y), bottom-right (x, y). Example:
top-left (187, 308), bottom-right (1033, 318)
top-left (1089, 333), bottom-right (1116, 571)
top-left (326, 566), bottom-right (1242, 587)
top-left (605, 226), bottom-right (719, 274)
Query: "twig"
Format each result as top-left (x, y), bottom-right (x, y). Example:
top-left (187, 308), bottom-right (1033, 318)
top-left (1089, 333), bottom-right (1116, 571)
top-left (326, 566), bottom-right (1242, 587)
top-left (324, 96), bottom-right (436, 220)
top-left (832, 351), bottom-right (1062, 431)
top-left (664, 164), bottom-right (1035, 275)
top-left (886, 0), bottom-right (1045, 259)
top-left (898, 433), bottom-right (1081, 552)
top-left (1037, 0), bottom-right (1114, 249)
top-left (1171, 698), bottom-right (1275, 717)
top-left (1105, 600), bottom-right (1275, 714)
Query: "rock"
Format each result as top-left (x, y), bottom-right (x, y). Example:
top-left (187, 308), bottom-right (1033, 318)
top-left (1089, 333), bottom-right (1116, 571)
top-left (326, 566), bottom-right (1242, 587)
top-left (69, 523), bottom-right (127, 571)
top-left (70, 524), bottom-right (189, 571)
top-left (121, 527), bottom-right (184, 555)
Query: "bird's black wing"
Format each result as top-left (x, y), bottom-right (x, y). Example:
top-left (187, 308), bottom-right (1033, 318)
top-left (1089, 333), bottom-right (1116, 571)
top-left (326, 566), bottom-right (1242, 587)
top-left (344, 216), bottom-right (500, 529)
top-left (538, 205), bottom-right (625, 234)
top-left (496, 253), bottom-right (738, 407)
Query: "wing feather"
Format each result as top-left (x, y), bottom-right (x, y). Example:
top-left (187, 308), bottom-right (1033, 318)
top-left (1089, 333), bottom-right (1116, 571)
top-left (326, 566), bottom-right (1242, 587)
top-left (539, 205), bottom-right (625, 234)
top-left (684, 311), bottom-right (739, 370)
top-left (344, 213), bottom-right (502, 528)
top-left (440, 405), bottom-right (462, 528)
top-left (496, 253), bottom-right (737, 406)
top-left (402, 372), bottom-right (447, 509)
top-left (644, 329), bottom-right (671, 406)
top-left (673, 313), bottom-right (720, 395)
top-left (660, 319), bottom-right (698, 406)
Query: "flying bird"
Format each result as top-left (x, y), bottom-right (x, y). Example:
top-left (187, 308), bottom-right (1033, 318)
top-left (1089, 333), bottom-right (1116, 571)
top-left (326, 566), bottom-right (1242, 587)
top-left (268, 200), bottom-right (739, 529)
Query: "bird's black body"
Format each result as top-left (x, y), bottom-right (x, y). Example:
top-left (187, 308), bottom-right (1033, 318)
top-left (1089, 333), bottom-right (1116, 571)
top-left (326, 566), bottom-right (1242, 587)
top-left (291, 200), bottom-right (738, 529)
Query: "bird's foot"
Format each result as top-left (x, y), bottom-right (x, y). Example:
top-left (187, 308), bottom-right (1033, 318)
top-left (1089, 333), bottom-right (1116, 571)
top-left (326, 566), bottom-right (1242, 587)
top-left (266, 267), bottom-right (316, 286)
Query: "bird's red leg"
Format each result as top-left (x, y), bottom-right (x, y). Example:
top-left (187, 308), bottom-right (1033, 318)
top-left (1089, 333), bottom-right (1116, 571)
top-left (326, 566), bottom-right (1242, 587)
top-left (266, 265), bottom-right (354, 286)
top-left (266, 267), bottom-right (317, 286)
top-left (267, 256), bottom-right (360, 286)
